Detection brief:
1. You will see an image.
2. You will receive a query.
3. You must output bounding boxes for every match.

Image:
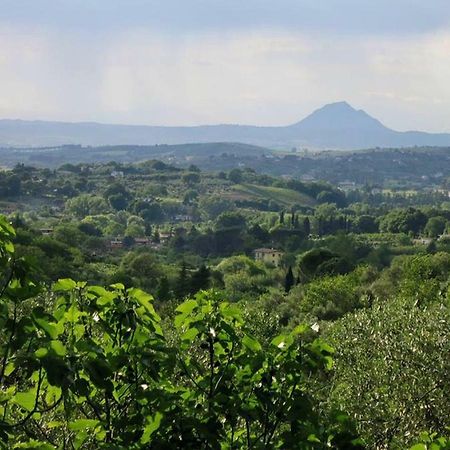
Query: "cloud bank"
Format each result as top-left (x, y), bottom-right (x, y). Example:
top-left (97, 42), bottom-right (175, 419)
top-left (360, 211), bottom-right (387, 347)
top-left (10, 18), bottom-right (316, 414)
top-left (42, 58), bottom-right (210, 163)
top-left (1, 1), bottom-right (449, 132)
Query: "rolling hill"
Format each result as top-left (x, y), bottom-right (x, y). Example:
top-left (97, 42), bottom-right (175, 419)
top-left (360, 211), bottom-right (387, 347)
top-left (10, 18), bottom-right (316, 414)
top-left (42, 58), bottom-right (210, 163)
top-left (1, 102), bottom-right (450, 149)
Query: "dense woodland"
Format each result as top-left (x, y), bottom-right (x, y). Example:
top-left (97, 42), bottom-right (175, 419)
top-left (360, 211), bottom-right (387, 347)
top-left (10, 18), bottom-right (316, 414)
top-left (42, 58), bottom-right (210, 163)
top-left (1, 145), bottom-right (449, 189)
top-left (0, 158), bottom-right (449, 449)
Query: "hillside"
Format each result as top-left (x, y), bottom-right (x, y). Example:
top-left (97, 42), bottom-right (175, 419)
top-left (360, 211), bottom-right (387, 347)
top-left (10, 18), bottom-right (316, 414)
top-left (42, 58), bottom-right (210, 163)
top-left (228, 183), bottom-right (316, 207)
top-left (0, 142), bottom-right (269, 168)
top-left (1, 159), bottom-right (449, 450)
top-left (2, 102), bottom-right (450, 149)
top-left (2, 144), bottom-right (448, 189)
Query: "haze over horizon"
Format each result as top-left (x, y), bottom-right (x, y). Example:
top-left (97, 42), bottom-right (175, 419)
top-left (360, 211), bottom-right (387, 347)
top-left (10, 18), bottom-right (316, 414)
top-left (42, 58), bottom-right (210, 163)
top-left (2, 1), bottom-right (450, 133)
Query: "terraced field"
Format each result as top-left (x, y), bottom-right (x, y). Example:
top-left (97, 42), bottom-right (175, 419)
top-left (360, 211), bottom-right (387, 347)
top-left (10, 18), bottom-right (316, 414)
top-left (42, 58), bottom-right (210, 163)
top-left (226, 183), bottom-right (316, 207)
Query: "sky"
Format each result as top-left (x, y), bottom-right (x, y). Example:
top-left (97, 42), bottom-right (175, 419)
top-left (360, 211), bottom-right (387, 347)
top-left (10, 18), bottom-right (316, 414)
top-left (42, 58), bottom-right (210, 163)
top-left (1, 0), bottom-right (450, 132)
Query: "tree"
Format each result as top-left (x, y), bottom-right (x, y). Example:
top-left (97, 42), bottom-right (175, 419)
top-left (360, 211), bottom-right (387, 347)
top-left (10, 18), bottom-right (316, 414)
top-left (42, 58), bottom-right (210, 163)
top-left (303, 216), bottom-right (311, 235)
top-left (298, 248), bottom-right (351, 280)
top-left (125, 223), bottom-right (145, 238)
top-left (354, 215), bottom-right (378, 233)
top-left (190, 264), bottom-right (211, 294)
top-left (121, 251), bottom-right (161, 283)
top-left (156, 275), bottom-right (171, 301)
top-left (296, 270), bottom-right (362, 321)
top-left (424, 216), bottom-right (447, 238)
top-left (108, 193), bottom-right (128, 210)
top-left (215, 211), bottom-right (246, 232)
top-left (214, 212), bottom-right (247, 255)
top-left (248, 224), bottom-right (270, 244)
top-left (183, 189), bottom-right (198, 205)
top-left (65, 194), bottom-right (110, 218)
top-left (284, 266), bottom-right (295, 293)
top-left (182, 172), bottom-right (201, 185)
top-left (78, 222), bottom-right (102, 237)
top-left (0, 218), bottom-right (377, 449)
top-left (188, 164), bottom-right (201, 172)
top-left (140, 203), bottom-right (165, 222)
top-left (122, 235), bottom-right (135, 247)
top-left (380, 207), bottom-right (427, 236)
top-left (324, 294), bottom-right (450, 449)
top-left (174, 261), bottom-right (190, 299)
top-left (199, 196), bottom-right (234, 219)
top-left (316, 189), bottom-right (346, 207)
top-left (228, 168), bottom-right (243, 183)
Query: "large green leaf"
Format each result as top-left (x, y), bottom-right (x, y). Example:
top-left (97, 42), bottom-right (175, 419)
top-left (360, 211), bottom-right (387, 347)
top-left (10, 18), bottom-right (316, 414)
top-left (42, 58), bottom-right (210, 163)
top-left (50, 340), bottom-right (67, 356)
top-left (13, 388), bottom-right (37, 412)
top-left (181, 327), bottom-right (199, 342)
top-left (54, 278), bottom-right (77, 292)
top-left (32, 308), bottom-right (63, 339)
top-left (242, 335), bottom-right (262, 352)
top-left (68, 419), bottom-right (100, 431)
top-left (141, 412), bottom-right (163, 444)
top-left (176, 299), bottom-right (198, 315)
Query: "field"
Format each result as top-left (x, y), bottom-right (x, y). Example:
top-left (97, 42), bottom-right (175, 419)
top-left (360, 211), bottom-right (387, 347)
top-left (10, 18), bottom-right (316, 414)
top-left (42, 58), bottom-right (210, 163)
top-left (226, 183), bottom-right (316, 207)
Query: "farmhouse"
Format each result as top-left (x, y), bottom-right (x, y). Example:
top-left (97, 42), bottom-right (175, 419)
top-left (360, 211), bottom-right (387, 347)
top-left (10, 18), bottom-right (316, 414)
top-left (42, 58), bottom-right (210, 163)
top-left (254, 248), bottom-right (284, 267)
top-left (39, 228), bottom-right (54, 236)
top-left (110, 238), bottom-right (124, 248)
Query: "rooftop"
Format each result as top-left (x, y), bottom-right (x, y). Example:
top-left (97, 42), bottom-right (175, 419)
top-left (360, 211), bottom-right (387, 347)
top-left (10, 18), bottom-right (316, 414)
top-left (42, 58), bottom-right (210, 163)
top-left (254, 248), bottom-right (283, 254)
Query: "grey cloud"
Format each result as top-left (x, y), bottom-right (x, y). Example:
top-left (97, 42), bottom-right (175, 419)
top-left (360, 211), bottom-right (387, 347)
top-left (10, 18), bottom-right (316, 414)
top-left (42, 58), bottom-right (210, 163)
top-left (2, 0), bottom-right (450, 35)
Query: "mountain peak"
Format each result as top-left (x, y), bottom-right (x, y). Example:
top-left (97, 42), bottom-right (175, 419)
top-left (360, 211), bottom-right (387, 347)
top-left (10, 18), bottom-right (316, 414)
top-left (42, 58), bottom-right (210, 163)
top-left (319, 101), bottom-right (355, 111)
top-left (290, 101), bottom-right (388, 133)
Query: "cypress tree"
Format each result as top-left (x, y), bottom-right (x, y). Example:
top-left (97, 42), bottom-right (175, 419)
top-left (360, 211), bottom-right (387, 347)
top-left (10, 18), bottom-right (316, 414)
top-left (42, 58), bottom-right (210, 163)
top-left (156, 276), bottom-right (171, 302)
top-left (284, 266), bottom-right (295, 293)
top-left (303, 217), bottom-right (311, 236)
top-left (175, 262), bottom-right (189, 299)
top-left (190, 264), bottom-right (211, 294)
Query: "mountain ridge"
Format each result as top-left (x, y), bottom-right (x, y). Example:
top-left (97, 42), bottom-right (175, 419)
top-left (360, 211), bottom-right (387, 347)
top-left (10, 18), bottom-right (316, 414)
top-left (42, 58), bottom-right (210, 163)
top-left (1, 102), bottom-right (450, 149)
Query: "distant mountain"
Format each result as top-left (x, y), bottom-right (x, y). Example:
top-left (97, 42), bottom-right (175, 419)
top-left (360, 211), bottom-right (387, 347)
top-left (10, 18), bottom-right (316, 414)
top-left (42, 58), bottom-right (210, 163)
top-left (284, 102), bottom-right (450, 149)
top-left (1, 102), bottom-right (450, 149)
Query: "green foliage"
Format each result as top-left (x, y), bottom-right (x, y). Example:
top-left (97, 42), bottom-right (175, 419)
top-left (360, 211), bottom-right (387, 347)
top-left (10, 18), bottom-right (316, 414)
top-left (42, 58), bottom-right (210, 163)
top-left (182, 172), bottom-right (201, 185)
top-left (1, 156), bottom-right (450, 449)
top-left (379, 207), bottom-right (427, 236)
top-left (284, 266), bottom-right (295, 293)
top-left (228, 168), bottom-right (243, 184)
top-left (298, 248), bottom-right (351, 281)
top-left (65, 194), bottom-right (110, 218)
top-left (353, 215), bottom-right (378, 234)
top-left (198, 195), bottom-right (234, 220)
top-left (170, 291), bottom-right (358, 449)
top-left (424, 216), bottom-right (447, 238)
top-left (294, 269), bottom-right (364, 321)
top-left (216, 255), bottom-right (274, 302)
top-left (0, 221), bottom-right (362, 448)
top-left (324, 294), bottom-right (450, 449)
top-left (409, 432), bottom-right (450, 450)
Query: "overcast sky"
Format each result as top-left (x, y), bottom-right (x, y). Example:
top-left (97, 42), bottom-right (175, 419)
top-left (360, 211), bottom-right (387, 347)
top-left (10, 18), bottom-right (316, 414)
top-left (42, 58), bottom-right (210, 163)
top-left (1, 0), bottom-right (450, 131)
